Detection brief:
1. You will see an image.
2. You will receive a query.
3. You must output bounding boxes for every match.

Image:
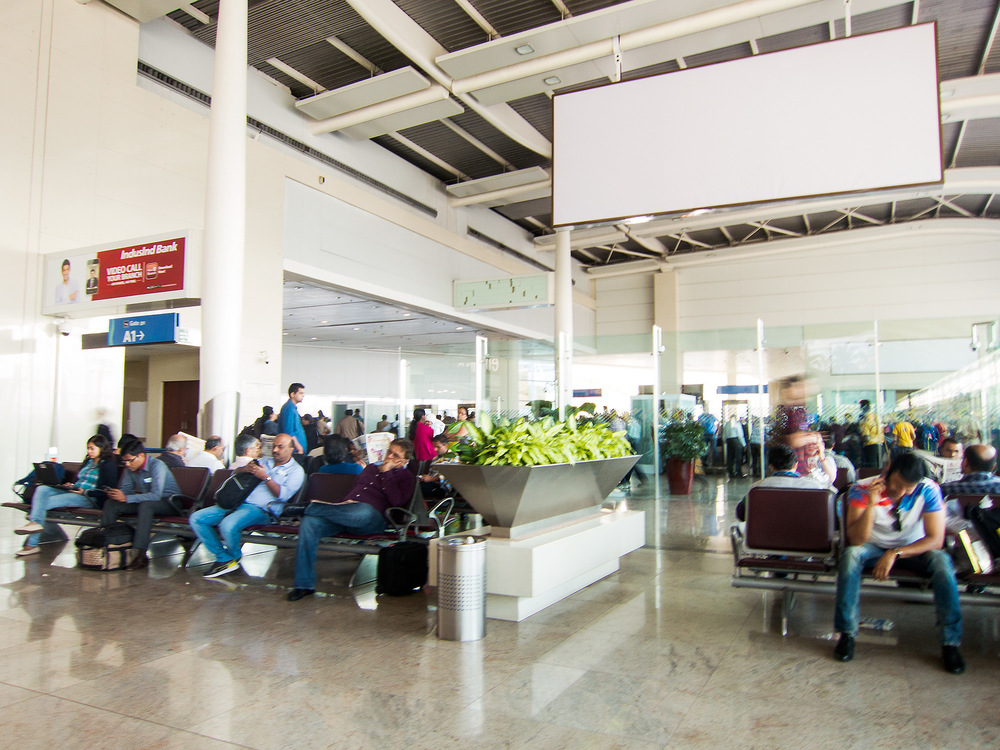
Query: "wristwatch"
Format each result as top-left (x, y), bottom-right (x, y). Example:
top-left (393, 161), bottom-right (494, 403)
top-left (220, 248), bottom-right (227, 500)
top-left (891, 548), bottom-right (903, 558)
top-left (264, 475), bottom-right (272, 482)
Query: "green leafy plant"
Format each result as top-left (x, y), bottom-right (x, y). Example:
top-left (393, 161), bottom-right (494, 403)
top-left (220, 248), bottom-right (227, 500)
top-left (446, 413), bottom-right (632, 467)
top-left (660, 419), bottom-right (707, 462)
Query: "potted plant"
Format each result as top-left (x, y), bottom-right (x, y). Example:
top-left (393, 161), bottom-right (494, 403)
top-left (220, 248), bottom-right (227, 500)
top-left (660, 417), bottom-right (708, 495)
top-left (438, 414), bottom-right (638, 535)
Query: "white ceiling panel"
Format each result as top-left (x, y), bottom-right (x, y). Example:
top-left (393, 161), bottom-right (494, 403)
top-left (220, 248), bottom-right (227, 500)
top-left (295, 66), bottom-right (431, 120)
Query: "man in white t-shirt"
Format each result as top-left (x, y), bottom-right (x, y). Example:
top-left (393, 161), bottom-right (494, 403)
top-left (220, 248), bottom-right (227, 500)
top-left (187, 436), bottom-right (225, 472)
top-left (833, 452), bottom-right (963, 674)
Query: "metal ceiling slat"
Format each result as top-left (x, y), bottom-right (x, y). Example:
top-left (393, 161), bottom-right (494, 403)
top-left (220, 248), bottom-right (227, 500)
top-left (256, 61), bottom-right (314, 98)
top-left (371, 135), bottom-right (459, 183)
top-left (473, 0), bottom-right (564, 37)
top-left (333, 24), bottom-right (414, 78)
top-left (920, 0), bottom-right (998, 80)
top-left (394, 121), bottom-right (507, 180)
top-left (507, 94), bottom-right (553, 141)
top-left (277, 40), bottom-right (370, 94)
top-left (447, 110), bottom-right (551, 170)
top-left (756, 23), bottom-right (829, 54)
top-left (831, 3), bottom-right (912, 39)
top-left (954, 117), bottom-right (1000, 168)
top-left (564, 0), bottom-right (631, 15)
top-left (622, 59), bottom-right (680, 81)
top-left (392, 0), bottom-right (490, 52)
top-left (684, 42), bottom-right (753, 69)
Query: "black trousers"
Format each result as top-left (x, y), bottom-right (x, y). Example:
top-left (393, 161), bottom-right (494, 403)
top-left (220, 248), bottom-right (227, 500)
top-left (725, 438), bottom-right (744, 477)
top-left (863, 443), bottom-right (883, 469)
top-left (101, 499), bottom-right (177, 551)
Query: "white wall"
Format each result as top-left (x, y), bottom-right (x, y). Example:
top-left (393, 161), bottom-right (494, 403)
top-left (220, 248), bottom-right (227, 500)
top-left (670, 220), bottom-right (1000, 332)
top-left (594, 274), bottom-right (655, 353)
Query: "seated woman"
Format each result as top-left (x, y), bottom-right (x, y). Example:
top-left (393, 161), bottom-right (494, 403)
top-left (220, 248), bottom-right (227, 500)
top-left (314, 435), bottom-right (364, 476)
top-left (15, 434), bottom-right (118, 557)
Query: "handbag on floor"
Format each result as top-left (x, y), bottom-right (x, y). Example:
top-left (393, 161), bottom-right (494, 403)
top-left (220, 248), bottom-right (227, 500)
top-left (375, 541), bottom-right (428, 595)
top-left (75, 523), bottom-right (137, 571)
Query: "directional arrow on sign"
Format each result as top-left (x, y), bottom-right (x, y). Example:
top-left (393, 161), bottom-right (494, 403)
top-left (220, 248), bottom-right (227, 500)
top-left (136, 331), bottom-right (144, 341)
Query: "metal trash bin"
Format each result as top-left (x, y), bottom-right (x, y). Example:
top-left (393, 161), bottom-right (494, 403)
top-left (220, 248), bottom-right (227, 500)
top-left (437, 536), bottom-right (486, 641)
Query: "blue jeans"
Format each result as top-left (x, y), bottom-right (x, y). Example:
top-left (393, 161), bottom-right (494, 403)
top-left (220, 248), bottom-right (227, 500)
top-left (189, 503), bottom-right (271, 564)
top-left (293, 502), bottom-right (385, 590)
top-left (834, 543), bottom-right (962, 645)
top-left (27, 485), bottom-right (97, 546)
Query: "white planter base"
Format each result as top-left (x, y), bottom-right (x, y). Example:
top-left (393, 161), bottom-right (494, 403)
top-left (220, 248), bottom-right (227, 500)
top-left (430, 507), bottom-right (645, 622)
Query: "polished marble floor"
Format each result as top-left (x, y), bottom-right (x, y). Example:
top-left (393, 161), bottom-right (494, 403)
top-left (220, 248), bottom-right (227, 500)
top-left (1, 476), bottom-right (998, 749)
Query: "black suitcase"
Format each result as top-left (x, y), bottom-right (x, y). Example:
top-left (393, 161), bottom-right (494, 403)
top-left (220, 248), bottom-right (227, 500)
top-left (967, 505), bottom-right (1000, 559)
top-left (75, 523), bottom-right (136, 571)
top-left (375, 541), bottom-right (428, 595)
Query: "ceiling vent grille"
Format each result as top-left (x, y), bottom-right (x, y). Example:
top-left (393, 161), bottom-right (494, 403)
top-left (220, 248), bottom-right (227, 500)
top-left (467, 227), bottom-right (551, 272)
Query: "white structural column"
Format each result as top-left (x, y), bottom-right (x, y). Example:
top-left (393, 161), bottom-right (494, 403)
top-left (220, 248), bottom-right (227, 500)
top-left (200, 0), bottom-right (247, 449)
top-left (554, 228), bottom-right (573, 419)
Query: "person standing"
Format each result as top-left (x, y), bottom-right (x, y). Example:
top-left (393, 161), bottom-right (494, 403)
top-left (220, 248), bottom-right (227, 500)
top-left (280, 383), bottom-right (307, 455)
top-left (859, 400), bottom-right (884, 468)
top-left (335, 409), bottom-right (360, 440)
top-left (408, 408), bottom-right (435, 462)
top-left (722, 415), bottom-right (745, 479)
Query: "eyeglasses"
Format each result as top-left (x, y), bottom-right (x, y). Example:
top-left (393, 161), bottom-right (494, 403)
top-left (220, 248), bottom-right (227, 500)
top-left (890, 504), bottom-right (903, 532)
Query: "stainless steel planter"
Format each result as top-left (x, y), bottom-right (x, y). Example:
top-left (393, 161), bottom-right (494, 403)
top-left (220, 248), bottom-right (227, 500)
top-left (437, 455), bottom-right (639, 538)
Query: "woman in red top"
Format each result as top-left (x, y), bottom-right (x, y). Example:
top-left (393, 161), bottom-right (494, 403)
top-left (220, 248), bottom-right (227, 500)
top-left (408, 408), bottom-right (435, 461)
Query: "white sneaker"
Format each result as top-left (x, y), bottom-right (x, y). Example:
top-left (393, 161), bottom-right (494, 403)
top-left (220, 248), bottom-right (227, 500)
top-left (15, 546), bottom-right (39, 557)
top-left (14, 522), bottom-right (44, 536)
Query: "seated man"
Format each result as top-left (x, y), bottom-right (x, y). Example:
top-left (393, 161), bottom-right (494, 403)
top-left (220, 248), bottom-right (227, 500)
top-left (230, 432), bottom-right (261, 469)
top-left (833, 452), bottom-right (964, 674)
top-left (186, 435), bottom-right (225, 471)
top-left (940, 444), bottom-right (1000, 527)
top-left (157, 434), bottom-right (187, 469)
top-left (735, 443), bottom-right (828, 522)
top-left (825, 433), bottom-right (856, 488)
top-left (190, 433), bottom-right (304, 579)
top-left (287, 438), bottom-right (416, 601)
top-left (101, 439), bottom-right (182, 570)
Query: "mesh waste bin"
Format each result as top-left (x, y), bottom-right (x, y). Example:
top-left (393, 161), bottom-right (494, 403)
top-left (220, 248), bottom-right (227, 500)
top-left (437, 536), bottom-right (486, 641)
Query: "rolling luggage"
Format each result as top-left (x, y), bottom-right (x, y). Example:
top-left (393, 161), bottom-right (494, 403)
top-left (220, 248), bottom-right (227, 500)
top-left (375, 541), bottom-right (428, 595)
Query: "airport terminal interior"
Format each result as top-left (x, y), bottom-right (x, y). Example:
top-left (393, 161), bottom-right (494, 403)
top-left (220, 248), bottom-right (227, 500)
top-left (4, 0), bottom-right (1000, 747)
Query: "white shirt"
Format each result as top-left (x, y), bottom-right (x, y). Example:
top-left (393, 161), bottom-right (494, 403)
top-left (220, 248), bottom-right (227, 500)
top-left (187, 451), bottom-right (225, 471)
top-left (231, 456), bottom-right (255, 469)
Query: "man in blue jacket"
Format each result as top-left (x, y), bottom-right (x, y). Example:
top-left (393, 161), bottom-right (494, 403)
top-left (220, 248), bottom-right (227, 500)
top-left (280, 382), bottom-right (307, 458)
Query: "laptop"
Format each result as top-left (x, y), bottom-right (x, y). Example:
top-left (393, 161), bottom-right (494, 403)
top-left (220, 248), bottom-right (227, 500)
top-left (32, 461), bottom-right (64, 487)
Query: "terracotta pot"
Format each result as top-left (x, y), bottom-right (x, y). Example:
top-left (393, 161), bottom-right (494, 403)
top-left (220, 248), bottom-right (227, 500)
top-left (665, 457), bottom-right (695, 495)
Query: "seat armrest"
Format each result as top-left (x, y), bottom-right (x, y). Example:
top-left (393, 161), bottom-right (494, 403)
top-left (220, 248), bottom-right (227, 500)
top-left (385, 507), bottom-right (416, 539)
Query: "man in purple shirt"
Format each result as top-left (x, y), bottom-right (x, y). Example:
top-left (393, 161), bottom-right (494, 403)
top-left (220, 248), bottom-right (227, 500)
top-left (287, 438), bottom-right (416, 601)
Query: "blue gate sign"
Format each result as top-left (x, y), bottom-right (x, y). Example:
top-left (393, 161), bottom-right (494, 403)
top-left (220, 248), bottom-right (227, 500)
top-left (108, 313), bottom-right (179, 346)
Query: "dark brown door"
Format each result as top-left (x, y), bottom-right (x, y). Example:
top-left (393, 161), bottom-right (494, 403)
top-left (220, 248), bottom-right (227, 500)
top-left (161, 380), bottom-right (200, 447)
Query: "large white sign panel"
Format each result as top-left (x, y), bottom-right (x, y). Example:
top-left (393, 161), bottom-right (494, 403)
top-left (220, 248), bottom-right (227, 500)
top-left (553, 24), bottom-right (942, 227)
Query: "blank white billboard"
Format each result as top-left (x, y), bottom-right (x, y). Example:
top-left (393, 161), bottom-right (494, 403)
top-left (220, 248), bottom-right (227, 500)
top-left (552, 24), bottom-right (942, 227)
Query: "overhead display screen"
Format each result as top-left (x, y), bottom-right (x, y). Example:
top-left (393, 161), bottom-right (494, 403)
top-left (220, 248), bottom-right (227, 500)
top-left (552, 24), bottom-right (942, 227)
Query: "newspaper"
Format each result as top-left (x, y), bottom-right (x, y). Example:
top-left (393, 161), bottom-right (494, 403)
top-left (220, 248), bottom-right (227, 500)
top-left (914, 449), bottom-right (963, 483)
top-left (360, 431), bottom-right (393, 465)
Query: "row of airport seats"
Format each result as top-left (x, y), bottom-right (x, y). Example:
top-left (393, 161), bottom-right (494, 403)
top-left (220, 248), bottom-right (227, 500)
top-left (731, 486), bottom-right (1000, 635)
top-left (5, 462), bottom-right (455, 574)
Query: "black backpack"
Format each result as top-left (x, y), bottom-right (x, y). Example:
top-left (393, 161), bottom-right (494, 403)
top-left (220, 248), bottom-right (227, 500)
top-left (214, 472), bottom-right (262, 510)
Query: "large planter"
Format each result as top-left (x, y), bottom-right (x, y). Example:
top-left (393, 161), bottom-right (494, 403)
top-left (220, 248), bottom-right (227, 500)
top-left (665, 457), bottom-right (695, 495)
top-left (437, 455), bottom-right (639, 538)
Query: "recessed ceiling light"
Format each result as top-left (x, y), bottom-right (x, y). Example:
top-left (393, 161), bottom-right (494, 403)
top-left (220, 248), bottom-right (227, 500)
top-left (294, 286), bottom-right (302, 291)
top-left (353, 327), bottom-right (360, 331)
top-left (543, 76), bottom-right (561, 86)
top-left (282, 332), bottom-right (288, 336)
top-left (456, 326), bottom-right (464, 330)
top-left (310, 337), bottom-right (317, 340)
top-left (515, 44), bottom-right (534, 55)
top-left (320, 320), bottom-right (328, 324)
top-left (403, 313), bottom-right (411, 317)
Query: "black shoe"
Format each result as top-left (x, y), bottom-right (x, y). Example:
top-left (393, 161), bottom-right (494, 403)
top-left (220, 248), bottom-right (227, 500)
top-left (834, 634), bottom-right (855, 662)
top-left (126, 552), bottom-right (149, 570)
top-left (287, 588), bottom-right (315, 602)
top-left (942, 646), bottom-right (965, 675)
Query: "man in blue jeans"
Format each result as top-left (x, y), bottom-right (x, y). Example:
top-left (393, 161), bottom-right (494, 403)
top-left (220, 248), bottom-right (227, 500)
top-left (191, 433), bottom-right (304, 579)
top-left (833, 452), bottom-right (964, 674)
top-left (287, 438), bottom-right (415, 601)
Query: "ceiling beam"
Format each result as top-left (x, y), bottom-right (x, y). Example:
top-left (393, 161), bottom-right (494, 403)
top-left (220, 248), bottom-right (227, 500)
top-left (453, 0), bottom-right (499, 39)
top-left (266, 57), bottom-right (324, 94)
top-left (978, 0), bottom-right (1000, 76)
top-left (326, 35), bottom-right (382, 75)
top-left (440, 119), bottom-right (513, 167)
top-left (388, 132), bottom-right (469, 180)
top-left (180, 3), bottom-right (210, 24)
